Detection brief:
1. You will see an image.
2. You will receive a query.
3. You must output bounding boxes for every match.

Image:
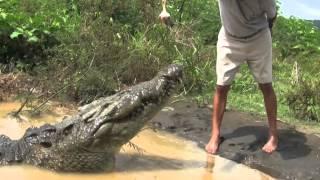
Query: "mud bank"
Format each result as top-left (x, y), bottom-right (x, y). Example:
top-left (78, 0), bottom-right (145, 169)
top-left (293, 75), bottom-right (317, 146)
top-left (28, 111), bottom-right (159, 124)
top-left (151, 99), bottom-right (320, 180)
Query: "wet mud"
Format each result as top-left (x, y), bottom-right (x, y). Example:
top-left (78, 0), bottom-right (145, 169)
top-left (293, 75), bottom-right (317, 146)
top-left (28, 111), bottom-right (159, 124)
top-left (151, 100), bottom-right (320, 180)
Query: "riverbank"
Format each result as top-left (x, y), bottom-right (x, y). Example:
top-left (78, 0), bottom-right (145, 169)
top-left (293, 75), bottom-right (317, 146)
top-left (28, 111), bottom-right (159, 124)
top-left (0, 73), bottom-right (35, 101)
top-left (151, 99), bottom-right (320, 179)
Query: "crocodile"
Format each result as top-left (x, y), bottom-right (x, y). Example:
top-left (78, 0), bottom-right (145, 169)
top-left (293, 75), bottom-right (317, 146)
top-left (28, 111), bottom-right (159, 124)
top-left (0, 64), bottom-right (182, 172)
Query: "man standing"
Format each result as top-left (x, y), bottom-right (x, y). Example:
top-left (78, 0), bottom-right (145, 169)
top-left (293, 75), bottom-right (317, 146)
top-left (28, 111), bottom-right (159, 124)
top-left (206, 0), bottom-right (278, 154)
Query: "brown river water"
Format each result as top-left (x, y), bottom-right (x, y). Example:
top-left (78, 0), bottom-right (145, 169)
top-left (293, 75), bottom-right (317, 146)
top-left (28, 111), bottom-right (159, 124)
top-left (0, 102), bottom-right (273, 180)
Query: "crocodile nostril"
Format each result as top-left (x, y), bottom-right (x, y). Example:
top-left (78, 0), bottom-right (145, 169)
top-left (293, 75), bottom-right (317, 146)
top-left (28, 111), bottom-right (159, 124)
top-left (40, 142), bottom-right (52, 148)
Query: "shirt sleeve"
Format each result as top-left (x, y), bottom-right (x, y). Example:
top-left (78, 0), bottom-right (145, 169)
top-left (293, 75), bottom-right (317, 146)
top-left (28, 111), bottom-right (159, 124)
top-left (262, 0), bottom-right (277, 19)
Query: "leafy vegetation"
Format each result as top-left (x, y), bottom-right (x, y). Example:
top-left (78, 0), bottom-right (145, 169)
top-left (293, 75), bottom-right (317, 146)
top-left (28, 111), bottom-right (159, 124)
top-left (0, 0), bottom-right (78, 70)
top-left (0, 0), bottom-right (319, 123)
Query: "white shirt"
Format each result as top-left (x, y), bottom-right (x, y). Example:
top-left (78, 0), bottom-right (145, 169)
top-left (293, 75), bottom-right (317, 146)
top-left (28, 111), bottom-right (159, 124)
top-left (218, 0), bottom-right (277, 38)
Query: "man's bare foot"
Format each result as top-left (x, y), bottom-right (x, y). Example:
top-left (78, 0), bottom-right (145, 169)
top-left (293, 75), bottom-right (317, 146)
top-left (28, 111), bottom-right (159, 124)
top-left (262, 135), bottom-right (278, 153)
top-left (206, 136), bottom-right (224, 154)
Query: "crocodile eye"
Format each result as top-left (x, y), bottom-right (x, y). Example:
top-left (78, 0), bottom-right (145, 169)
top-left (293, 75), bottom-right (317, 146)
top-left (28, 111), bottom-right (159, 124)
top-left (40, 124), bottom-right (56, 133)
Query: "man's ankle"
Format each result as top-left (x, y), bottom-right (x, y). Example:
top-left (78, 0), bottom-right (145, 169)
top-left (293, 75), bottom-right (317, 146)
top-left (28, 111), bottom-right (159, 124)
top-left (210, 132), bottom-right (220, 139)
top-left (268, 130), bottom-right (278, 137)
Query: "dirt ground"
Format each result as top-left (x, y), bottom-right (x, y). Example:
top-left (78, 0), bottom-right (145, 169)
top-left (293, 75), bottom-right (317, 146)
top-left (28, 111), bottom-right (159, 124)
top-left (0, 73), bottom-right (40, 101)
top-left (151, 99), bottom-right (320, 180)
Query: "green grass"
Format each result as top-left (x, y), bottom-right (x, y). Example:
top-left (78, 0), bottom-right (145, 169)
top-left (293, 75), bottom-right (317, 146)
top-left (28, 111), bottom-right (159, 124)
top-left (228, 89), bottom-right (291, 120)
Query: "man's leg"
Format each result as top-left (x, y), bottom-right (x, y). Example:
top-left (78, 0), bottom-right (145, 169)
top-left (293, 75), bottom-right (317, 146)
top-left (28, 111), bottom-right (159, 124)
top-left (206, 85), bottom-right (230, 154)
top-left (259, 83), bottom-right (278, 153)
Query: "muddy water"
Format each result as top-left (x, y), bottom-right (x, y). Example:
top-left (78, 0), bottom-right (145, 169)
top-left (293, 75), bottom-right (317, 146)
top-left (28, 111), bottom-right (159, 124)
top-left (0, 102), bottom-right (273, 180)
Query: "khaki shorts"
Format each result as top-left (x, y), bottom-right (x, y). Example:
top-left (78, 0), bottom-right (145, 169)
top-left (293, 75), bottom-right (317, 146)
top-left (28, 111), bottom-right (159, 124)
top-left (216, 27), bottom-right (273, 85)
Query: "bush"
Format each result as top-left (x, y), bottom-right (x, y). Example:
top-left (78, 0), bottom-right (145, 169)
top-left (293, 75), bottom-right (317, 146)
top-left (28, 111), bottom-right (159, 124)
top-left (35, 0), bottom-right (222, 102)
top-left (287, 79), bottom-right (320, 122)
top-left (273, 16), bottom-right (320, 59)
top-left (0, 0), bottom-right (78, 67)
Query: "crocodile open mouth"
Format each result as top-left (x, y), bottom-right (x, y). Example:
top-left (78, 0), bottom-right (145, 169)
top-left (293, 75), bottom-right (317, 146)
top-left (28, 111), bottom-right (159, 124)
top-left (90, 70), bottom-right (181, 140)
top-left (92, 122), bottom-right (114, 139)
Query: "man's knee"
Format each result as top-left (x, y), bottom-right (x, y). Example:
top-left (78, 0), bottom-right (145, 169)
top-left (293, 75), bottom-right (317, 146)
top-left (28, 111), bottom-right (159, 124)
top-left (259, 83), bottom-right (274, 94)
top-left (216, 85), bottom-right (231, 94)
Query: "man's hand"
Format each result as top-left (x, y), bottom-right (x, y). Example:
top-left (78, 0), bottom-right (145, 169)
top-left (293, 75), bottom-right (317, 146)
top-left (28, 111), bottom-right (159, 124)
top-left (268, 13), bottom-right (277, 36)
